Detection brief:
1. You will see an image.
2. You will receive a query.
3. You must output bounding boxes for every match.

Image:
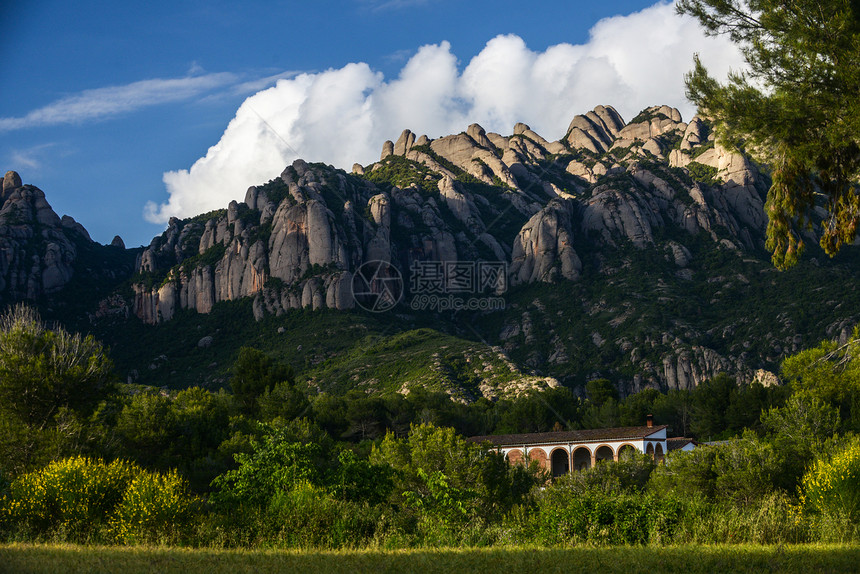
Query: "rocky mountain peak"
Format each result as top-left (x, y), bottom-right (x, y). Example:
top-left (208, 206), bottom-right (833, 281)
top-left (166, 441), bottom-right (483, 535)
top-left (100, 103), bottom-right (840, 395)
top-left (2, 170), bottom-right (22, 198)
top-left (0, 171), bottom-right (97, 300)
top-left (131, 104), bottom-right (771, 323)
top-left (0, 101), bottom-right (852, 402)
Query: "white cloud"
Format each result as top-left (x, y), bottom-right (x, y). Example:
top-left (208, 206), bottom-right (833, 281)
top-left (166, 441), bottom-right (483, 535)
top-left (145, 0), bottom-right (747, 223)
top-left (9, 143), bottom-right (57, 171)
top-left (230, 71), bottom-right (303, 97)
top-left (0, 73), bottom-right (239, 131)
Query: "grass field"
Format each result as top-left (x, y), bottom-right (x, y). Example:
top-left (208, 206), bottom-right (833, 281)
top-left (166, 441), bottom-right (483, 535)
top-left (2, 544), bottom-right (860, 574)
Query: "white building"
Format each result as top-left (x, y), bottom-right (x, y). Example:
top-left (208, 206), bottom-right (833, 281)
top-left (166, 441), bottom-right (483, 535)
top-left (470, 417), bottom-right (692, 477)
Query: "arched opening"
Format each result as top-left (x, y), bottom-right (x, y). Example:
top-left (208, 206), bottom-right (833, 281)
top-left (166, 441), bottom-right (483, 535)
top-left (507, 449), bottom-right (524, 465)
top-left (551, 448), bottom-right (570, 478)
top-left (595, 445), bottom-right (614, 463)
top-left (618, 444), bottom-right (636, 460)
top-left (655, 443), bottom-right (664, 463)
top-left (646, 443), bottom-right (655, 459)
top-left (573, 447), bottom-right (591, 471)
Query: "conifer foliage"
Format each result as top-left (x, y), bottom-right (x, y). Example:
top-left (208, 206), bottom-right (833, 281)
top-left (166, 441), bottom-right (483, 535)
top-left (679, 0), bottom-right (860, 267)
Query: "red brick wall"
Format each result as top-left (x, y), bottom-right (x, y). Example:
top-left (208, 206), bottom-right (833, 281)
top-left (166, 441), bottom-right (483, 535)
top-left (507, 449), bottom-right (524, 465)
top-left (527, 447), bottom-right (548, 471)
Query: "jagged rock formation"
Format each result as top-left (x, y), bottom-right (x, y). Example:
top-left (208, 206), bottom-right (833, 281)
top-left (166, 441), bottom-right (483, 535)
top-left (4, 103), bottom-right (857, 399)
top-left (132, 160), bottom-right (369, 323)
top-left (117, 103), bottom-right (852, 394)
top-left (0, 171), bottom-right (135, 310)
top-left (0, 171), bottom-right (87, 300)
top-left (510, 200), bottom-right (581, 284)
top-left (127, 105), bottom-right (778, 387)
top-left (124, 105), bottom-right (777, 392)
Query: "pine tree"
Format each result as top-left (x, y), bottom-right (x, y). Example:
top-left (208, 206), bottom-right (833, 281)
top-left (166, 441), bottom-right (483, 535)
top-left (679, 0), bottom-right (860, 267)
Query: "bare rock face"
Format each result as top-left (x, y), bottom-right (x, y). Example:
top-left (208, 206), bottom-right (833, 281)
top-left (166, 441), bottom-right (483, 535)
top-left (592, 104), bottom-right (627, 135)
top-left (662, 346), bottom-right (743, 391)
top-left (0, 173), bottom-right (84, 300)
top-left (325, 271), bottom-right (354, 310)
top-left (694, 142), bottom-right (766, 231)
top-left (582, 186), bottom-right (661, 248)
top-left (368, 193), bottom-right (390, 227)
top-left (753, 369), bottom-right (780, 387)
top-left (438, 176), bottom-right (484, 234)
top-left (510, 200), bottom-right (581, 285)
top-left (466, 123), bottom-right (494, 150)
top-left (268, 199), bottom-right (347, 283)
top-left (617, 106), bottom-right (683, 142)
top-left (61, 215), bottom-right (93, 242)
top-left (565, 105), bottom-right (625, 153)
top-left (666, 241), bottom-right (692, 267)
top-left (365, 193), bottom-right (391, 262)
top-left (2, 171), bottom-right (22, 196)
top-left (681, 117), bottom-right (708, 150)
top-left (394, 129), bottom-right (416, 156)
top-left (431, 133), bottom-right (485, 168)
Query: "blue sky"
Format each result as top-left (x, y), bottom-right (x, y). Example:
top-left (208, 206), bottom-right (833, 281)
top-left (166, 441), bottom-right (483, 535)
top-left (0, 0), bottom-right (743, 247)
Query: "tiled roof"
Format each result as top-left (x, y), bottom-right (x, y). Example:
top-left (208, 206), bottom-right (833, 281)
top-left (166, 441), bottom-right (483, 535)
top-left (667, 437), bottom-right (696, 451)
top-left (468, 425), bottom-right (668, 447)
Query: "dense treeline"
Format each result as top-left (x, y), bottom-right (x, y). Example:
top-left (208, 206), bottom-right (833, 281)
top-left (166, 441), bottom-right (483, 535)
top-left (1, 304), bottom-right (860, 547)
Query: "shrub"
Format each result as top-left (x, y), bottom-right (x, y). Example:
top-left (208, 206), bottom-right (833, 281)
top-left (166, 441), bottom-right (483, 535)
top-left (801, 437), bottom-right (860, 528)
top-left (107, 469), bottom-right (197, 544)
top-left (0, 456), bottom-right (139, 541)
top-left (330, 450), bottom-right (394, 506)
top-left (265, 480), bottom-right (386, 548)
top-left (372, 423), bottom-right (539, 525)
top-left (563, 451), bottom-right (656, 495)
top-left (0, 456), bottom-right (198, 544)
top-left (668, 492), bottom-right (807, 544)
top-left (524, 487), bottom-right (684, 546)
top-left (647, 446), bottom-right (719, 500)
top-left (711, 433), bottom-right (787, 505)
top-left (687, 162), bottom-right (719, 185)
top-left (209, 422), bottom-right (329, 507)
top-left (650, 434), bottom-right (790, 505)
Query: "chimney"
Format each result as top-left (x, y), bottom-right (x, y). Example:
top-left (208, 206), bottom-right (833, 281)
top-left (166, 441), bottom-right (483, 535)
top-left (646, 414), bottom-right (653, 428)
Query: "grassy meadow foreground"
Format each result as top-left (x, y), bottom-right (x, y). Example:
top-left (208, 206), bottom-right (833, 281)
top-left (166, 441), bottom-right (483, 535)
top-left (3, 544), bottom-right (860, 574)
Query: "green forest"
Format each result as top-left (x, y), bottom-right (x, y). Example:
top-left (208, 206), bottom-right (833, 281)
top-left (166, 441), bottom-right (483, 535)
top-left (2, 302), bottom-right (860, 549)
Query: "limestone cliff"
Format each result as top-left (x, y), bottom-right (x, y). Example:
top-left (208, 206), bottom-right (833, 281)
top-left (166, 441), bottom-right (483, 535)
top-left (125, 104), bottom-right (837, 393)
top-left (0, 171), bottom-right (87, 301)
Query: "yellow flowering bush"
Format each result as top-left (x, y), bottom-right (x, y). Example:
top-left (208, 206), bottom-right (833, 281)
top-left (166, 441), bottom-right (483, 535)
top-left (800, 438), bottom-right (860, 524)
top-left (107, 469), bottom-right (196, 544)
top-left (0, 456), bottom-right (197, 543)
top-left (0, 456), bottom-right (139, 538)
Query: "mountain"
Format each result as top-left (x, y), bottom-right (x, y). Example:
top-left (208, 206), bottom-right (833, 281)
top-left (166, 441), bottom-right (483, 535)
top-left (3, 105), bottom-right (859, 400)
top-left (129, 105), bottom-right (767, 323)
top-left (0, 170), bottom-right (135, 312)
